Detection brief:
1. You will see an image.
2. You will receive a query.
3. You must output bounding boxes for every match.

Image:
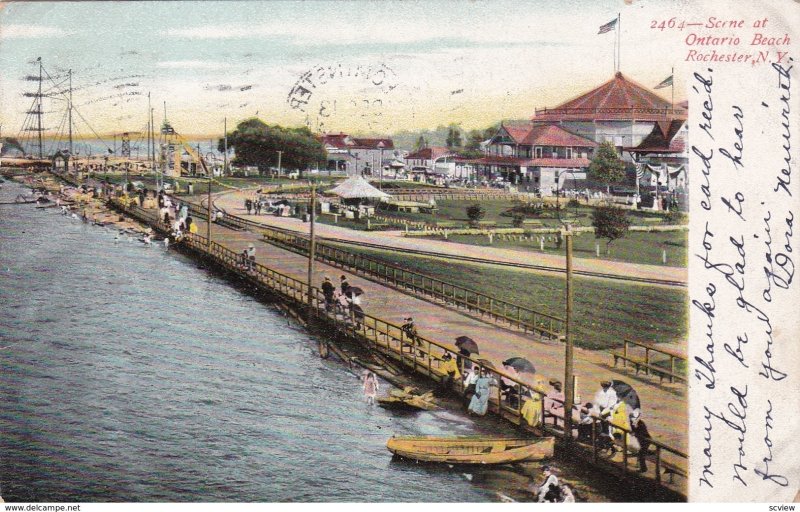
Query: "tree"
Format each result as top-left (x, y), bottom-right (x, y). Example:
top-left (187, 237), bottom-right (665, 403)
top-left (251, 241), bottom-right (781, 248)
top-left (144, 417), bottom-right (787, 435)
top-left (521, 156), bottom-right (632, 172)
top-left (445, 126), bottom-right (462, 149)
top-left (588, 141), bottom-right (625, 193)
top-left (219, 118), bottom-right (326, 177)
top-left (466, 203), bottom-right (485, 226)
top-left (413, 135), bottom-right (428, 152)
top-left (591, 205), bottom-right (631, 254)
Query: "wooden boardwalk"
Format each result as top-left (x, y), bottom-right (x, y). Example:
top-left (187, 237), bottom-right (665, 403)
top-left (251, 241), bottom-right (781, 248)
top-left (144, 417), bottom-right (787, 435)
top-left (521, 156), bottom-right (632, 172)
top-left (116, 200), bottom-right (688, 497)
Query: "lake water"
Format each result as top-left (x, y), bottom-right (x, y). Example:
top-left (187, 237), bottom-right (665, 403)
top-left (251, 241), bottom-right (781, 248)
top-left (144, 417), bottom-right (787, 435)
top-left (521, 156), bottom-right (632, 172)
top-left (0, 181), bottom-right (496, 502)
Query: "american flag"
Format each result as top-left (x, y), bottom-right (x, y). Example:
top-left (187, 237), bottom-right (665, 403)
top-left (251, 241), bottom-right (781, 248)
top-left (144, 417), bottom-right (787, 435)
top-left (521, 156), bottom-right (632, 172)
top-left (654, 75), bottom-right (673, 89)
top-left (598, 18), bottom-right (618, 34)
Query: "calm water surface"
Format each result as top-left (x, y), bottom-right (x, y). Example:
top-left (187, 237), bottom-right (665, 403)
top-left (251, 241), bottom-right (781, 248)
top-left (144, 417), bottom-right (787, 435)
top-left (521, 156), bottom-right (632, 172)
top-left (0, 181), bottom-right (495, 502)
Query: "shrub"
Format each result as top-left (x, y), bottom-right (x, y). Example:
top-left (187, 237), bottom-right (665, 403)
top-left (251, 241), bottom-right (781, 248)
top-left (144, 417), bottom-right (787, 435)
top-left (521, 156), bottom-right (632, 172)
top-left (592, 205), bottom-right (631, 254)
top-left (466, 204), bottom-right (486, 226)
top-left (512, 213), bottom-right (525, 228)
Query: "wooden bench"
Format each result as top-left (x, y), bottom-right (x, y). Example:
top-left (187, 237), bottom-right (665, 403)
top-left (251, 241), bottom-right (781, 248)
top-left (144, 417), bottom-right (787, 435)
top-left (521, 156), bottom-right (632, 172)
top-left (612, 352), bottom-right (685, 384)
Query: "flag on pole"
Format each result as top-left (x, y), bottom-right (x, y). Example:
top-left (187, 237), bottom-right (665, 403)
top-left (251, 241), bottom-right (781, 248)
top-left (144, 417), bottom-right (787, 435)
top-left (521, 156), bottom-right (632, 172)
top-left (598, 18), bottom-right (618, 34)
top-left (654, 75), bottom-right (673, 89)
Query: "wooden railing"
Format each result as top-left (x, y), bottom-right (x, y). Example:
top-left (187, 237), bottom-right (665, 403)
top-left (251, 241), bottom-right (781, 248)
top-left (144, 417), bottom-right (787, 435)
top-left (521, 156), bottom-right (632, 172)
top-left (111, 198), bottom-right (688, 493)
top-left (188, 204), bottom-right (564, 339)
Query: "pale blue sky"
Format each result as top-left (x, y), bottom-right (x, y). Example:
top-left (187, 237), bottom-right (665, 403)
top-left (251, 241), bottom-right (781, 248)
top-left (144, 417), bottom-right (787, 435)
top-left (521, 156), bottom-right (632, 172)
top-left (0, 0), bottom-right (690, 136)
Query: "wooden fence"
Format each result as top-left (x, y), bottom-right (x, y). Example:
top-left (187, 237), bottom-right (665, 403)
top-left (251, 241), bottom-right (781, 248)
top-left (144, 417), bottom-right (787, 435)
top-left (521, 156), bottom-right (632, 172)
top-left (192, 205), bottom-right (565, 339)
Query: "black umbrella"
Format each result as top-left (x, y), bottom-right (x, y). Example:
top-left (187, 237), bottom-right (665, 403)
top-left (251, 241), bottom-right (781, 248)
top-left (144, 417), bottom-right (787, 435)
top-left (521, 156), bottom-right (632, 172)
top-left (611, 379), bottom-right (641, 411)
top-left (454, 336), bottom-right (480, 355)
top-left (346, 287), bottom-right (364, 297)
top-left (502, 357), bottom-right (536, 374)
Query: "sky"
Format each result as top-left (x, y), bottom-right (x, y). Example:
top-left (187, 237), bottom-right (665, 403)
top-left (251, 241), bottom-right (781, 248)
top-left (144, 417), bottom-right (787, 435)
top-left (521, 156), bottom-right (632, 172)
top-left (0, 0), bottom-right (695, 139)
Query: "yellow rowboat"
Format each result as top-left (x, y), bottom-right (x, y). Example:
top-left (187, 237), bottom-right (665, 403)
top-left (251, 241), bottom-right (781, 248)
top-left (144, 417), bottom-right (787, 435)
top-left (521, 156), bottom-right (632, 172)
top-left (386, 436), bottom-right (554, 464)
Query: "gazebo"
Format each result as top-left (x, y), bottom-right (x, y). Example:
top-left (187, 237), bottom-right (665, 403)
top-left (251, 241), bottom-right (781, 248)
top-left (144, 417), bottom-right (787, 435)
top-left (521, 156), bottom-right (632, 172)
top-left (327, 175), bottom-right (390, 202)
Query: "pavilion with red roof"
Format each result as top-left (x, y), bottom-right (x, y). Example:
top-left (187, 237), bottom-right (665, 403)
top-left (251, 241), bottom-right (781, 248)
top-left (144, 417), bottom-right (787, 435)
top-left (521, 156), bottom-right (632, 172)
top-left (479, 72), bottom-right (688, 195)
top-left (532, 71), bottom-right (686, 155)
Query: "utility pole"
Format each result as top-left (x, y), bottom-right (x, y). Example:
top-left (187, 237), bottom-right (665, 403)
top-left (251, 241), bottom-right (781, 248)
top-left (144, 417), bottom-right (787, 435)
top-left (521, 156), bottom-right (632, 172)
top-left (276, 150), bottom-right (283, 179)
top-left (206, 175), bottom-right (212, 246)
top-left (223, 117), bottom-right (228, 176)
top-left (150, 107), bottom-right (155, 172)
top-left (147, 92), bottom-right (152, 171)
top-left (562, 225), bottom-right (575, 442)
top-left (307, 182), bottom-right (317, 322)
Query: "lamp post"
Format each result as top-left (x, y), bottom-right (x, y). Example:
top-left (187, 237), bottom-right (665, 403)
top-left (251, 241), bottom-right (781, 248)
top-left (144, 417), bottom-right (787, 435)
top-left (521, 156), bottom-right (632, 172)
top-left (377, 141), bottom-right (385, 190)
top-left (555, 171), bottom-right (561, 219)
top-left (223, 117), bottom-right (228, 176)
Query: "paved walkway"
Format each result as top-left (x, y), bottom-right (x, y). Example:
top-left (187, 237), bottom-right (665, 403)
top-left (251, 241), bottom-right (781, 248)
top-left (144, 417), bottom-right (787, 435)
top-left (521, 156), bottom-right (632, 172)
top-left (187, 213), bottom-right (687, 457)
top-left (212, 191), bottom-right (687, 286)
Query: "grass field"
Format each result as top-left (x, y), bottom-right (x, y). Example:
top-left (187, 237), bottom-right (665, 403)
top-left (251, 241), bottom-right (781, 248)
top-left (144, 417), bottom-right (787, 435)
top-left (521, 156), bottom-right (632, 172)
top-left (377, 199), bottom-right (681, 228)
top-left (329, 243), bottom-right (688, 351)
top-left (427, 229), bottom-right (688, 267)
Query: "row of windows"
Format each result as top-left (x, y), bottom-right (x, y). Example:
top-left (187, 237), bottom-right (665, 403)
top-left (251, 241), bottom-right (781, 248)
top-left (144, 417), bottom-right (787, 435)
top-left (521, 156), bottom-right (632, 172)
top-left (489, 145), bottom-right (589, 159)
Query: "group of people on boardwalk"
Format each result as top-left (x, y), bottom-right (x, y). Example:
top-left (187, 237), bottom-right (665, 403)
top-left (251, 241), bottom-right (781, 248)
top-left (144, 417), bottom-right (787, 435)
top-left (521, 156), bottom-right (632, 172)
top-left (244, 196), bottom-right (293, 217)
top-left (531, 466), bottom-right (575, 503)
top-left (239, 244), bottom-right (257, 271)
top-left (321, 275), bottom-right (365, 329)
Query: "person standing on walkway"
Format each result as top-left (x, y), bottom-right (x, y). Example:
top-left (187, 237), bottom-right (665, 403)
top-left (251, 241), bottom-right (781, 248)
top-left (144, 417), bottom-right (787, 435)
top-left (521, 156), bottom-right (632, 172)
top-left (630, 409), bottom-right (651, 473)
top-left (462, 366), bottom-right (479, 405)
top-left (438, 352), bottom-right (460, 395)
top-left (543, 379), bottom-right (565, 425)
top-left (245, 198), bottom-right (252, 215)
top-left (594, 380), bottom-right (618, 450)
top-left (246, 244), bottom-right (256, 271)
top-left (362, 371), bottom-right (379, 405)
top-left (321, 276), bottom-right (335, 312)
top-left (348, 290), bottom-right (364, 329)
top-left (340, 275), bottom-right (350, 294)
top-left (594, 381), bottom-right (617, 421)
top-left (467, 367), bottom-right (491, 416)
top-left (401, 317), bottom-right (420, 354)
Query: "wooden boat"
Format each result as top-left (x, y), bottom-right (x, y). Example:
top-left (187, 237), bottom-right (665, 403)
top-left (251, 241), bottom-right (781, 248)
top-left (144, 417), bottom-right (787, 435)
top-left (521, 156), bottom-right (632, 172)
top-left (378, 387), bottom-right (438, 411)
top-left (386, 436), bottom-right (554, 464)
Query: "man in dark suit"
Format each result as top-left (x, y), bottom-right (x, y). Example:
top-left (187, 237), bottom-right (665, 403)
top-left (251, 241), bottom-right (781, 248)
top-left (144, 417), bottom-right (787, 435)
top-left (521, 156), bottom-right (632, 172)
top-left (630, 409), bottom-right (651, 472)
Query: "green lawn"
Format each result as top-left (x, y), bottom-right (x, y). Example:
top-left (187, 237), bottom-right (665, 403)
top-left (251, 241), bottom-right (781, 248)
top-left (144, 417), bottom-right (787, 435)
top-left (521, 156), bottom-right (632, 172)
top-left (425, 229), bottom-right (688, 267)
top-left (376, 199), bottom-right (681, 229)
top-left (329, 243), bottom-right (687, 351)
